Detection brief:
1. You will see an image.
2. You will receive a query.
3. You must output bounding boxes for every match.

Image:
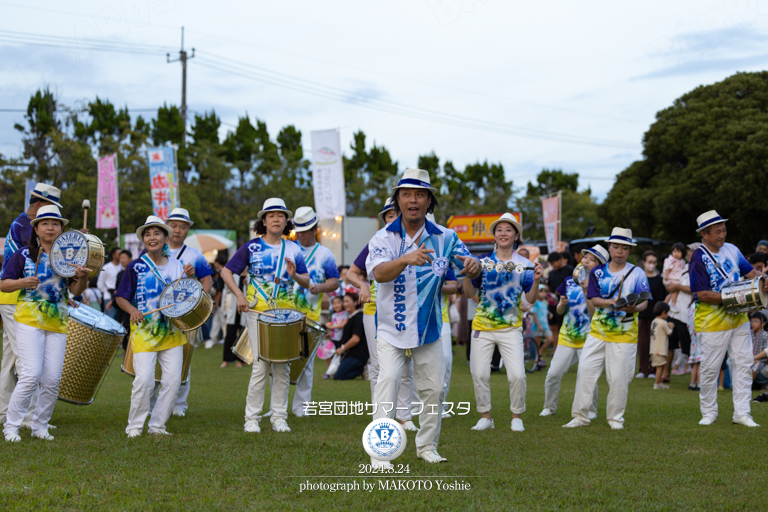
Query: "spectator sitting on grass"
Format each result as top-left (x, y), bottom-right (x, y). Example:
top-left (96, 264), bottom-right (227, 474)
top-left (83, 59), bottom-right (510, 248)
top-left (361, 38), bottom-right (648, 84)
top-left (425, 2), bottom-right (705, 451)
top-left (333, 293), bottom-right (369, 381)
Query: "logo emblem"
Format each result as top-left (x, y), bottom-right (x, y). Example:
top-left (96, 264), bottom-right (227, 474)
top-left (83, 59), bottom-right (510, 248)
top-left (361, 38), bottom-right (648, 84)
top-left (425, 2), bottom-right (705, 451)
top-left (432, 257), bottom-right (449, 277)
top-left (362, 418), bottom-right (407, 461)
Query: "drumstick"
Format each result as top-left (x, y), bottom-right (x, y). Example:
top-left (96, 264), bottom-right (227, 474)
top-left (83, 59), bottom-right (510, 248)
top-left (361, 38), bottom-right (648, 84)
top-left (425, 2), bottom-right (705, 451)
top-left (172, 275), bottom-right (184, 290)
top-left (82, 199), bottom-right (90, 231)
top-left (33, 248), bottom-right (43, 276)
top-left (143, 303), bottom-right (175, 316)
top-left (248, 308), bottom-right (277, 318)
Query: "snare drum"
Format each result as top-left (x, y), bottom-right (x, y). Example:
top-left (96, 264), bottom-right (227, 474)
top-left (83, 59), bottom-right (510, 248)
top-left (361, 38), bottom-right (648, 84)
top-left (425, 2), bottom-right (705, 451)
top-left (721, 277), bottom-right (768, 314)
top-left (158, 278), bottom-right (213, 332)
top-left (122, 337), bottom-right (194, 384)
top-left (57, 304), bottom-right (126, 405)
top-left (257, 309), bottom-right (306, 363)
top-left (50, 230), bottom-right (105, 279)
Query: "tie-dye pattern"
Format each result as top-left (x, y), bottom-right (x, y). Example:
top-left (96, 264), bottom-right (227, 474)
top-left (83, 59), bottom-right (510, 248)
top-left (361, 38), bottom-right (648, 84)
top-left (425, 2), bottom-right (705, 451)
top-left (689, 243), bottom-right (754, 333)
top-left (0, 212), bottom-right (31, 305)
top-left (293, 242), bottom-right (339, 322)
top-left (587, 263), bottom-right (651, 344)
top-left (556, 276), bottom-right (590, 348)
top-left (1, 248), bottom-right (69, 333)
top-left (363, 281), bottom-right (377, 316)
top-left (471, 252), bottom-right (534, 331)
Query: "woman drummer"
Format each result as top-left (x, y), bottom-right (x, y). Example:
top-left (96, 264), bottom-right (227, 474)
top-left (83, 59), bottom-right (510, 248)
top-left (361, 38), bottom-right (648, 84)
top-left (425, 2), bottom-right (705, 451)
top-left (1, 206), bottom-right (88, 442)
top-left (463, 213), bottom-right (542, 433)
top-left (221, 198), bottom-right (309, 434)
top-left (115, 216), bottom-right (186, 438)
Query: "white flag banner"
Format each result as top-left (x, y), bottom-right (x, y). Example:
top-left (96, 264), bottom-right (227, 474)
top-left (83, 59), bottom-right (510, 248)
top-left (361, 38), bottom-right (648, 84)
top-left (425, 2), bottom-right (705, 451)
top-left (311, 129), bottom-right (346, 219)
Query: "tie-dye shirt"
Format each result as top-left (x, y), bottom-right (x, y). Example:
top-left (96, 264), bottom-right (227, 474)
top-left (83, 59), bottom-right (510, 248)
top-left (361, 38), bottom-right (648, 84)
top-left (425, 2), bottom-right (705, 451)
top-left (556, 276), bottom-right (590, 348)
top-left (2, 247), bottom-right (70, 333)
top-left (366, 217), bottom-right (473, 348)
top-left (353, 245), bottom-right (378, 316)
top-left (225, 238), bottom-right (308, 312)
top-left (471, 251), bottom-right (534, 331)
top-left (0, 212), bottom-right (31, 305)
top-left (171, 244), bottom-right (214, 282)
top-left (587, 262), bottom-right (651, 343)
top-left (689, 243), bottom-right (753, 333)
top-left (293, 242), bottom-right (339, 322)
top-left (116, 257), bottom-right (186, 353)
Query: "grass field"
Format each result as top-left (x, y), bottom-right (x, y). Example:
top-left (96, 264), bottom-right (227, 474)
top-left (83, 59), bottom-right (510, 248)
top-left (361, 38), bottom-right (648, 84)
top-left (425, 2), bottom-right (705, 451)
top-left (1, 341), bottom-right (766, 511)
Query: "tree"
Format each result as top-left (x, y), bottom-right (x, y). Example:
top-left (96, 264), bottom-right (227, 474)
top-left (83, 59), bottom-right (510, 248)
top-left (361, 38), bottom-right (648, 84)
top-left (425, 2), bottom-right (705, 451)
top-left (600, 71), bottom-right (768, 249)
top-left (343, 131), bottom-right (399, 217)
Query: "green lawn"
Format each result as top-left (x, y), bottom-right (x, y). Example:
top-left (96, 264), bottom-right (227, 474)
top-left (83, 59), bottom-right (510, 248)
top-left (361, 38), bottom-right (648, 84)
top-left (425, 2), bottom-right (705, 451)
top-left (0, 343), bottom-right (766, 511)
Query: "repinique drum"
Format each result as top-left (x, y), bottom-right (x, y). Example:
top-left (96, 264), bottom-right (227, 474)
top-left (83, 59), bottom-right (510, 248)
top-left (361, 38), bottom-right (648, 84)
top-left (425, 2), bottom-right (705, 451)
top-left (287, 319), bottom-right (326, 384)
top-left (158, 278), bottom-right (213, 332)
top-left (57, 303), bottom-right (126, 405)
top-left (722, 277), bottom-right (767, 314)
top-left (257, 309), bottom-right (306, 363)
top-left (50, 230), bottom-right (105, 279)
top-left (121, 337), bottom-right (194, 385)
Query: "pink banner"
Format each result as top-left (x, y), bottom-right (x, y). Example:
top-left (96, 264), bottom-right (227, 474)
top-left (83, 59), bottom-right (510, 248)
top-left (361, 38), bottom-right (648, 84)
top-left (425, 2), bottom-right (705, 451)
top-left (96, 154), bottom-right (119, 229)
top-left (542, 193), bottom-right (561, 254)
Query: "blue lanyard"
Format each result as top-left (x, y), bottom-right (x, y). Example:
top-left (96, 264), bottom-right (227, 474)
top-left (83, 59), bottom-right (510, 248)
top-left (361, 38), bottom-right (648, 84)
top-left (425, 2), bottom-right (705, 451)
top-left (250, 239), bottom-right (286, 303)
top-left (140, 254), bottom-right (168, 286)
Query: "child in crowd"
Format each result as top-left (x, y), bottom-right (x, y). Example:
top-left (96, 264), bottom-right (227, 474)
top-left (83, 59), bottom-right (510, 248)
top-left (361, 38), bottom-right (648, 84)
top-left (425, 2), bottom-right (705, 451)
top-left (750, 312), bottom-right (768, 382)
top-left (651, 302), bottom-right (674, 389)
top-left (324, 296), bottom-right (349, 378)
top-left (663, 243), bottom-right (686, 312)
top-left (687, 299), bottom-right (701, 391)
top-left (531, 284), bottom-right (553, 369)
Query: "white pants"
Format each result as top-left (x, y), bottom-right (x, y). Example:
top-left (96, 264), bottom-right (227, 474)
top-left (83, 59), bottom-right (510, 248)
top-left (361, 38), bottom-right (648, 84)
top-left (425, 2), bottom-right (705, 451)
top-left (292, 351), bottom-right (316, 416)
top-left (470, 328), bottom-right (526, 414)
top-left (3, 323), bottom-right (66, 434)
top-left (571, 335), bottom-right (636, 424)
top-left (363, 313), bottom-right (417, 422)
top-left (0, 304), bottom-right (37, 424)
top-left (151, 371), bottom-right (191, 414)
top-left (374, 336), bottom-right (443, 455)
top-left (126, 345), bottom-right (183, 433)
top-left (209, 306), bottom-right (225, 342)
top-left (543, 344), bottom-right (598, 414)
top-left (245, 311), bottom-right (290, 424)
top-left (699, 323), bottom-right (752, 421)
top-left (440, 323), bottom-right (453, 404)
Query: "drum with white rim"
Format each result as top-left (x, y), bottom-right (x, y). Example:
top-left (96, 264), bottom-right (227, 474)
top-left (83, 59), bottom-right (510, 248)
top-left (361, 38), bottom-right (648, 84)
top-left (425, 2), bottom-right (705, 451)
top-left (158, 278), bottom-right (213, 332)
top-left (257, 308), bottom-right (306, 363)
top-left (721, 277), bottom-right (767, 314)
top-left (50, 230), bottom-right (105, 279)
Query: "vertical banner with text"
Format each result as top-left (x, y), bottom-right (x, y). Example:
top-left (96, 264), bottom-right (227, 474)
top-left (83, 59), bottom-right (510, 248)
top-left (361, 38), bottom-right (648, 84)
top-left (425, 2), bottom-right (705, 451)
top-left (542, 192), bottom-right (561, 253)
top-left (147, 147), bottom-right (180, 220)
top-left (96, 153), bottom-right (119, 229)
top-left (311, 129), bottom-right (346, 219)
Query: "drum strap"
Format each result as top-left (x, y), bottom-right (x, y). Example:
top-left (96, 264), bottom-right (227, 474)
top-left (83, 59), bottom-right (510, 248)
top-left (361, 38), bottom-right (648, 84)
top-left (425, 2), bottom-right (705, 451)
top-left (607, 265), bottom-right (636, 299)
top-left (176, 245), bottom-right (188, 261)
top-left (700, 245), bottom-right (730, 283)
top-left (140, 254), bottom-right (168, 286)
top-left (304, 243), bottom-right (320, 268)
top-left (249, 239), bottom-right (287, 305)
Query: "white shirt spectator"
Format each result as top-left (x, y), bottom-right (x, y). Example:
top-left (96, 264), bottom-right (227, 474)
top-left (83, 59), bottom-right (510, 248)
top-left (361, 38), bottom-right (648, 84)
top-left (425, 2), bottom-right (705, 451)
top-left (97, 261), bottom-right (123, 302)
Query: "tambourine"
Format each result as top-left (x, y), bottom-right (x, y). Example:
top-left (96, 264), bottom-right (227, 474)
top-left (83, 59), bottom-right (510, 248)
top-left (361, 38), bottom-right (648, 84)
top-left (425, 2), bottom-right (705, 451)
top-left (573, 264), bottom-right (588, 286)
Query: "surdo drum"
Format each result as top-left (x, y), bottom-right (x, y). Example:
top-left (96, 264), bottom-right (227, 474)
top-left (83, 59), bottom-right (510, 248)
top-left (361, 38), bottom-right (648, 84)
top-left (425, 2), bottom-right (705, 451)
top-left (50, 230), bottom-right (105, 279)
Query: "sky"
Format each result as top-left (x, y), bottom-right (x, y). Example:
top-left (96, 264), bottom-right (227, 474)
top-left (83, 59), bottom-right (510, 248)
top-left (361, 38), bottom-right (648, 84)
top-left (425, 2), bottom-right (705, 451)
top-left (1, 0), bottom-right (767, 200)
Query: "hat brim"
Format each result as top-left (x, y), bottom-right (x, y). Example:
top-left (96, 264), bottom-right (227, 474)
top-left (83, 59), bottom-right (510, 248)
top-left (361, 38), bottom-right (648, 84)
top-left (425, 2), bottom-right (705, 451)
top-left (293, 219), bottom-right (318, 232)
top-left (257, 209), bottom-right (293, 221)
top-left (391, 184), bottom-right (437, 193)
top-left (378, 207), bottom-right (396, 224)
top-left (136, 222), bottom-right (173, 239)
top-left (30, 192), bottom-right (62, 208)
top-left (489, 218), bottom-right (523, 238)
top-left (30, 216), bottom-right (68, 227)
top-left (607, 238), bottom-right (636, 247)
top-left (696, 219), bottom-right (727, 232)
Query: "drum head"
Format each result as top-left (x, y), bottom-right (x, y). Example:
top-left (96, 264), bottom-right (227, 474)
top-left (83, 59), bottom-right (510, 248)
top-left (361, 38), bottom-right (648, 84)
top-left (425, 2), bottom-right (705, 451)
top-left (51, 231), bottom-right (88, 277)
top-left (261, 309), bottom-right (304, 324)
top-left (159, 279), bottom-right (203, 318)
top-left (68, 303), bottom-right (126, 335)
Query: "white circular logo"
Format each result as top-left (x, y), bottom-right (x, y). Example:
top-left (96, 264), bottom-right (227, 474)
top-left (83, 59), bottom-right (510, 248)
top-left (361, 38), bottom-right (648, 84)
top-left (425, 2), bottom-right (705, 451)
top-left (159, 278), bottom-right (203, 317)
top-left (50, 231), bottom-right (88, 277)
top-left (431, 256), bottom-right (449, 277)
top-left (362, 418), bottom-right (407, 461)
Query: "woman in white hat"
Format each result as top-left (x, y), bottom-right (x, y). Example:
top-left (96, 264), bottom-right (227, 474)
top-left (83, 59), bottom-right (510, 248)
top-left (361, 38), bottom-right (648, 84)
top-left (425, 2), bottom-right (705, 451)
top-left (115, 216), bottom-right (187, 438)
top-left (564, 228), bottom-right (650, 430)
top-left (463, 213), bottom-right (543, 433)
top-left (539, 244), bottom-right (608, 418)
top-left (220, 198), bottom-right (309, 434)
top-left (1, 206), bottom-right (89, 442)
top-left (689, 210), bottom-right (766, 427)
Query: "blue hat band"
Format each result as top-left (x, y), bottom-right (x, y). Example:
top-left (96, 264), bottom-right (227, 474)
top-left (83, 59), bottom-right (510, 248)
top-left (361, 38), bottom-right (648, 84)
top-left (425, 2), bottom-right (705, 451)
top-left (379, 205), bottom-right (394, 213)
top-left (33, 188), bottom-right (60, 203)
top-left (586, 248), bottom-right (605, 263)
top-left (168, 214), bottom-right (191, 223)
top-left (698, 216), bottom-right (724, 229)
top-left (608, 235), bottom-right (633, 243)
top-left (264, 205), bottom-right (288, 212)
top-left (398, 178), bottom-right (432, 188)
top-left (35, 212), bottom-right (63, 221)
top-left (294, 217), bottom-right (317, 227)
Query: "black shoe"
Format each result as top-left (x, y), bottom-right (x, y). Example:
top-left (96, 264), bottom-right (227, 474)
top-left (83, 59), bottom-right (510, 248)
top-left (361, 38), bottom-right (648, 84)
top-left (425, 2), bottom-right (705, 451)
top-left (752, 393), bottom-right (768, 403)
top-left (688, 385), bottom-right (697, 391)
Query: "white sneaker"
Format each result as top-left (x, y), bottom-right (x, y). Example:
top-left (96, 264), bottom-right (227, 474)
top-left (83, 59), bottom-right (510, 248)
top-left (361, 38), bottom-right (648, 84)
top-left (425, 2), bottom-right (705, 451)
top-left (149, 429), bottom-right (172, 436)
top-left (562, 418), bottom-right (590, 428)
top-left (698, 417), bottom-right (716, 426)
top-left (441, 411), bottom-right (451, 419)
top-left (539, 408), bottom-right (555, 417)
top-left (31, 429), bottom-right (54, 440)
top-left (733, 415), bottom-right (760, 427)
top-left (471, 418), bottom-right (495, 431)
top-left (4, 431), bottom-right (21, 442)
top-left (244, 421), bottom-right (261, 433)
top-left (587, 412), bottom-right (598, 420)
top-left (172, 408), bottom-right (186, 417)
top-left (647, 374), bottom-right (657, 379)
top-left (511, 418), bottom-right (525, 432)
top-left (204, 340), bottom-right (215, 349)
top-left (371, 457), bottom-right (394, 469)
top-left (20, 421), bottom-right (56, 430)
top-left (608, 420), bottom-right (624, 430)
top-left (635, 372), bottom-right (645, 379)
top-left (272, 419), bottom-right (291, 433)
top-left (401, 420), bottom-right (419, 432)
top-left (418, 450), bottom-right (447, 463)
top-left (262, 410), bottom-right (273, 419)
top-left (127, 429), bottom-right (142, 438)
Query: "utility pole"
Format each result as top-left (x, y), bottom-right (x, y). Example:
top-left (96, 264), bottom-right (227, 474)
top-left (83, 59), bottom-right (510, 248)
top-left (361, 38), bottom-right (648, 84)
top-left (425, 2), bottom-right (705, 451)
top-left (167, 26), bottom-right (194, 147)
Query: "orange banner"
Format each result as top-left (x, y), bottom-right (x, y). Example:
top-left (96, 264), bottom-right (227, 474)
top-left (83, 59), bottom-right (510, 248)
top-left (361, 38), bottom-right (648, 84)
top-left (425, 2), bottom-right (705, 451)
top-left (446, 213), bottom-right (522, 243)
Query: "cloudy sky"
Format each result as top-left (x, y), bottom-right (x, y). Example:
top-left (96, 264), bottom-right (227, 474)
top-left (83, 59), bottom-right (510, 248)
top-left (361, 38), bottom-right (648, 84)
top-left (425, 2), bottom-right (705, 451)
top-left (1, 0), bottom-right (766, 199)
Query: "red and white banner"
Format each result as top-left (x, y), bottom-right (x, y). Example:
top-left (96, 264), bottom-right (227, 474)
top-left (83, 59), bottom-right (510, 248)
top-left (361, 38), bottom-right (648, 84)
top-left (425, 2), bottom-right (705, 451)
top-left (542, 192), bottom-right (561, 253)
top-left (96, 154), bottom-right (119, 229)
top-left (147, 147), bottom-right (180, 220)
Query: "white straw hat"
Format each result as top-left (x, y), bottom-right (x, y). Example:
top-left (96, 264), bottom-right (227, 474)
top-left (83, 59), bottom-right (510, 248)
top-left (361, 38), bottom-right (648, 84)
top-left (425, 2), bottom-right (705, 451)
top-left (166, 207), bottom-right (194, 226)
top-left (293, 206), bottom-right (318, 232)
top-left (257, 198), bottom-right (293, 220)
top-left (581, 244), bottom-right (609, 264)
top-left (607, 227), bottom-right (636, 246)
top-left (136, 215), bottom-right (173, 239)
top-left (696, 210), bottom-right (728, 233)
top-left (489, 213), bottom-right (523, 237)
top-left (377, 198), bottom-right (395, 224)
top-left (391, 169), bottom-right (437, 192)
top-left (30, 205), bottom-right (68, 227)
top-left (30, 183), bottom-right (63, 208)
